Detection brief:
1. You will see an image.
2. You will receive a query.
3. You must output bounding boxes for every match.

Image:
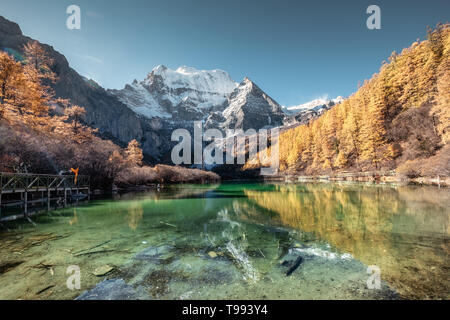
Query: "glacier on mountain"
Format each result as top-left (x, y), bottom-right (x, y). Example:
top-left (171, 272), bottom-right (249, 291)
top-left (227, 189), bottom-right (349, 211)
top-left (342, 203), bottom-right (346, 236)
top-left (109, 65), bottom-right (238, 121)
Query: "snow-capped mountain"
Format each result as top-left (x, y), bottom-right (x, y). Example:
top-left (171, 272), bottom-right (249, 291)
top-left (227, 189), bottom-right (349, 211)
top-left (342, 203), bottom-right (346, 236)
top-left (283, 96), bottom-right (344, 126)
top-left (109, 65), bottom-right (238, 121)
top-left (107, 65), bottom-right (289, 159)
top-left (109, 65), bottom-right (343, 147)
top-left (109, 65), bottom-right (343, 134)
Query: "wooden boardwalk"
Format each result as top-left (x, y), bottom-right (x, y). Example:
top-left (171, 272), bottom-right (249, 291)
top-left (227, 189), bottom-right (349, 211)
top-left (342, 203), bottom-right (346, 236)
top-left (0, 172), bottom-right (90, 222)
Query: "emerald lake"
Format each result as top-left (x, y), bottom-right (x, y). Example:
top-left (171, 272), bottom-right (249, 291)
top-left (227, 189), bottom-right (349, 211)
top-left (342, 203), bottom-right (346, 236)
top-left (0, 182), bottom-right (448, 300)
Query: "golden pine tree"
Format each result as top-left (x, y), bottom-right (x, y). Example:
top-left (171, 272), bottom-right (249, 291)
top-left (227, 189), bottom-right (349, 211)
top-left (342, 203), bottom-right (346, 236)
top-left (23, 40), bottom-right (56, 82)
top-left (360, 84), bottom-right (391, 169)
top-left (125, 139), bottom-right (144, 167)
top-left (64, 105), bottom-right (86, 134)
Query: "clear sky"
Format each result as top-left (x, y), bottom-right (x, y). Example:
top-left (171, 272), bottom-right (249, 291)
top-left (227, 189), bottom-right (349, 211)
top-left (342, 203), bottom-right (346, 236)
top-left (1, 0), bottom-right (449, 106)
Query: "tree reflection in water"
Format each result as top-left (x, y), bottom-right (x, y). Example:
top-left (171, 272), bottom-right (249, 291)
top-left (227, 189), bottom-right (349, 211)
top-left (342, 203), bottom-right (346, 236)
top-left (241, 183), bottom-right (449, 299)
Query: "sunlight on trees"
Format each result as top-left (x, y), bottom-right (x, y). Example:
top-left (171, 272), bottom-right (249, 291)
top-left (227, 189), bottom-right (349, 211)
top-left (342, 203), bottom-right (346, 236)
top-left (125, 139), bottom-right (144, 167)
top-left (248, 24), bottom-right (450, 176)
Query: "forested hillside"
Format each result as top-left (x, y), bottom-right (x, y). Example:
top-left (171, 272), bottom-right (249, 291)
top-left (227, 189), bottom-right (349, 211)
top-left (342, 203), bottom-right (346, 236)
top-left (248, 24), bottom-right (449, 177)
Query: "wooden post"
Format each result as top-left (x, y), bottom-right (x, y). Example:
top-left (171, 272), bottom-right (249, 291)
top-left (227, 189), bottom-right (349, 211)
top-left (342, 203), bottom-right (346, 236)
top-left (24, 191), bottom-right (28, 217)
top-left (0, 173), bottom-right (90, 222)
top-left (47, 189), bottom-right (51, 211)
top-left (0, 174), bottom-right (2, 218)
top-left (64, 189), bottom-right (67, 207)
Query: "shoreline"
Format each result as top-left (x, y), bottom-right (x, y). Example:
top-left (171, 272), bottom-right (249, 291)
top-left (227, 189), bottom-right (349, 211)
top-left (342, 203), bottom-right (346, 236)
top-left (264, 172), bottom-right (449, 187)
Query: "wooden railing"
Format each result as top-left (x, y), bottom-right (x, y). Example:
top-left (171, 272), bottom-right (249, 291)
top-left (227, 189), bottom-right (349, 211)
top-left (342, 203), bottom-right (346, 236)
top-left (0, 172), bottom-right (90, 222)
top-left (0, 172), bottom-right (90, 193)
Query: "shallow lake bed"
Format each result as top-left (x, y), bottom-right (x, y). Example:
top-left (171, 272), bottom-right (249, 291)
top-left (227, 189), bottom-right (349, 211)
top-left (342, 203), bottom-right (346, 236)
top-left (0, 182), bottom-right (448, 300)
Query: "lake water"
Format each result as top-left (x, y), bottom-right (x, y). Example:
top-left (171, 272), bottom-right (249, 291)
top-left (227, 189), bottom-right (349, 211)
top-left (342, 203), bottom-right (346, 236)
top-left (0, 182), bottom-right (448, 300)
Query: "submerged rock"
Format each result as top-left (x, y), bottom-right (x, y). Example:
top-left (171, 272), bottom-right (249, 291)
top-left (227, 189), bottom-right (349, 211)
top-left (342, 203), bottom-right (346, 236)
top-left (76, 279), bottom-right (149, 300)
top-left (93, 265), bottom-right (114, 277)
top-left (133, 245), bottom-right (174, 261)
top-left (0, 261), bottom-right (23, 275)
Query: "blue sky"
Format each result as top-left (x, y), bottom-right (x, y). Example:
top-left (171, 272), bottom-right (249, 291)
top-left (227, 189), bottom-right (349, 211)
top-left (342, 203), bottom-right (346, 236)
top-left (1, 0), bottom-right (449, 106)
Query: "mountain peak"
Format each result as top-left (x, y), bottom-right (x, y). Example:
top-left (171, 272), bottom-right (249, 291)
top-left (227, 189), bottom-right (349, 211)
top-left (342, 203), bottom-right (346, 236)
top-left (237, 77), bottom-right (256, 93)
top-left (143, 65), bottom-right (237, 95)
top-left (176, 66), bottom-right (199, 74)
top-left (151, 64), bottom-right (168, 75)
top-left (285, 96), bottom-right (344, 114)
top-left (222, 77), bottom-right (285, 131)
top-left (111, 65), bottom-right (240, 121)
top-left (0, 15), bottom-right (23, 36)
